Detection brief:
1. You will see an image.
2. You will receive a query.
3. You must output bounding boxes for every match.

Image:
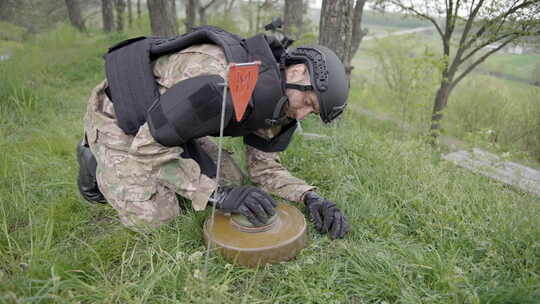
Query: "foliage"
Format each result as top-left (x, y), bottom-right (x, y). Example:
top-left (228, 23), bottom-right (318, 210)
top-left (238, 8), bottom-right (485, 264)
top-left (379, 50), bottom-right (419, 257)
top-left (362, 9), bottom-right (433, 28)
top-left (445, 75), bottom-right (540, 160)
top-left (1, 24), bottom-right (540, 304)
top-left (207, 14), bottom-right (244, 36)
top-left (479, 53), bottom-right (540, 83)
top-left (532, 61), bottom-right (540, 85)
top-left (0, 21), bottom-right (27, 42)
top-left (368, 36), bottom-right (442, 132)
top-left (0, 0), bottom-right (101, 33)
top-left (375, 0), bottom-right (540, 138)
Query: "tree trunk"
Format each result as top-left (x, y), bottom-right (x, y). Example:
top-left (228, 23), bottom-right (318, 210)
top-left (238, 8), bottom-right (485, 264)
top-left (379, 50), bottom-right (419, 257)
top-left (64, 0), bottom-right (87, 32)
top-left (429, 80), bottom-right (452, 142)
top-left (172, 0), bottom-right (178, 24)
top-left (283, 0), bottom-right (303, 40)
top-left (247, 0), bottom-right (254, 34)
top-left (256, 2), bottom-right (262, 32)
top-left (198, 8), bottom-right (207, 26)
top-left (114, 0), bottom-right (126, 31)
top-left (102, 0), bottom-right (114, 32)
top-left (319, 0), bottom-right (354, 76)
top-left (185, 0), bottom-right (198, 31)
top-left (147, 0), bottom-right (179, 36)
top-left (127, 0), bottom-right (132, 28)
top-left (225, 0), bottom-right (236, 14)
top-left (137, 0), bottom-right (141, 18)
top-left (198, 2), bottom-right (208, 26)
top-left (350, 0), bottom-right (367, 58)
top-left (198, 0), bottom-right (219, 26)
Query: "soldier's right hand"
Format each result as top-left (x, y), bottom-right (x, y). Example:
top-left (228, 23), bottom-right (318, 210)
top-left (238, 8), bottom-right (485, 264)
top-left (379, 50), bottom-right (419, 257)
top-left (210, 186), bottom-right (277, 227)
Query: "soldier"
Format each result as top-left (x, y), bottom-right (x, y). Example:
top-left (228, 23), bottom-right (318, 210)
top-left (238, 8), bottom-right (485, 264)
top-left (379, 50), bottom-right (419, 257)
top-left (77, 26), bottom-right (349, 239)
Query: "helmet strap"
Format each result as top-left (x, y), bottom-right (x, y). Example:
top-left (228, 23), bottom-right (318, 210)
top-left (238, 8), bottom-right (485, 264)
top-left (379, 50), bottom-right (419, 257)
top-left (285, 83), bottom-right (314, 92)
top-left (265, 96), bottom-right (290, 126)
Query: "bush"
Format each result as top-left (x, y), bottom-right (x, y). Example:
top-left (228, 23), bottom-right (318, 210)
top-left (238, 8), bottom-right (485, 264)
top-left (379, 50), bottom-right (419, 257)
top-left (367, 36), bottom-right (442, 133)
top-left (532, 61), bottom-right (540, 85)
top-left (446, 75), bottom-right (540, 160)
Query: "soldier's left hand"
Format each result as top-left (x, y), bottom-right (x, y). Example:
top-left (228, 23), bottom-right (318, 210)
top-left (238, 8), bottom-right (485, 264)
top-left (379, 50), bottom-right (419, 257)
top-left (303, 191), bottom-right (349, 239)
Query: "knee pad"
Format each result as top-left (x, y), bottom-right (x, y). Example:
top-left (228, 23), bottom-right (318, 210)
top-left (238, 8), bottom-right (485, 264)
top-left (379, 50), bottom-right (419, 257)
top-left (76, 140), bottom-right (107, 204)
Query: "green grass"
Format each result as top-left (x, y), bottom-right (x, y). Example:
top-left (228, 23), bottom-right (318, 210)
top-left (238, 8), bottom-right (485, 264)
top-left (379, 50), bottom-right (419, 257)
top-left (480, 53), bottom-right (540, 82)
top-left (1, 25), bottom-right (540, 303)
top-left (0, 40), bottom-right (22, 56)
top-left (352, 32), bottom-right (540, 162)
top-left (0, 21), bottom-right (26, 42)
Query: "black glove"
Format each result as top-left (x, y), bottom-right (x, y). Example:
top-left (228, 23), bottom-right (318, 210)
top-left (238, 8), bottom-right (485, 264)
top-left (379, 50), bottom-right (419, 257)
top-left (210, 186), bottom-right (277, 227)
top-left (304, 191), bottom-right (349, 239)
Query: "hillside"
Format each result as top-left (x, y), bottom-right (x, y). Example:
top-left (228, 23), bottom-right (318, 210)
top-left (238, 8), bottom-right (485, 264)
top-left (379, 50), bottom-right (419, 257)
top-left (0, 24), bottom-right (539, 303)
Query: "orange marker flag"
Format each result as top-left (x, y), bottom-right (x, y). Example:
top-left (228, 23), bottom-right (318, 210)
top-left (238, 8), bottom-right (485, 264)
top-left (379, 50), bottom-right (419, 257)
top-left (228, 61), bottom-right (261, 122)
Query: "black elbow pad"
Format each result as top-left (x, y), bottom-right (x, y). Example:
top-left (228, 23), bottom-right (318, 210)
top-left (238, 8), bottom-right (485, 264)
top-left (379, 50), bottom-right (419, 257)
top-left (147, 75), bottom-right (234, 147)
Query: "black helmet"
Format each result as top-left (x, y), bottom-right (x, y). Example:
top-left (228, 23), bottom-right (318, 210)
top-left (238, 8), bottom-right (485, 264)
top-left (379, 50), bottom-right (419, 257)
top-left (285, 45), bottom-right (349, 123)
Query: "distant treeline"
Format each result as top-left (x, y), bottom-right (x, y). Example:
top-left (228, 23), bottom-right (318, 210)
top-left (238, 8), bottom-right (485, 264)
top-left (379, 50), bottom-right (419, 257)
top-left (362, 9), bottom-right (432, 28)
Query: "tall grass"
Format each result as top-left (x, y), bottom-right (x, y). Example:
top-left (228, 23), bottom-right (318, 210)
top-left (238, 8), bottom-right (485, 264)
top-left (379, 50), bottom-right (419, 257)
top-left (0, 24), bottom-right (539, 303)
top-left (445, 75), bottom-right (540, 160)
top-left (357, 35), bottom-right (540, 162)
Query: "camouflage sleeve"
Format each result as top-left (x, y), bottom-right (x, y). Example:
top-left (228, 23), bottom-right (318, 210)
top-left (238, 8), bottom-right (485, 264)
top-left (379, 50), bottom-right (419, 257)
top-left (245, 144), bottom-right (316, 203)
top-left (128, 45), bottom-right (228, 210)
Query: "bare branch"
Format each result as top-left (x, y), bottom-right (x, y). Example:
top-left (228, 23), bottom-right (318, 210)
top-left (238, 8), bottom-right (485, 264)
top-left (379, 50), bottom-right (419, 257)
top-left (451, 0), bottom-right (461, 31)
top-left (202, 0), bottom-right (220, 10)
top-left (458, 0), bottom-right (485, 47)
top-left (388, 0), bottom-right (445, 40)
top-left (459, 31), bottom-right (522, 64)
top-left (451, 36), bottom-right (518, 90)
top-left (461, 0), bottom-right (535, 53)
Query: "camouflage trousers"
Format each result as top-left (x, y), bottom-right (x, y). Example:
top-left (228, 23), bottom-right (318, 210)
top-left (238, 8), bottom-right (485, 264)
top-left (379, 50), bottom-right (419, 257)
top-left (86, 126), bottom-right (245, 231)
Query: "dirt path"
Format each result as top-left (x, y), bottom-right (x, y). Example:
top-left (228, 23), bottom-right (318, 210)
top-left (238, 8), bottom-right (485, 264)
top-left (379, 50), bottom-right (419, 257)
top-left (363, 26), bottom-right (434, 41)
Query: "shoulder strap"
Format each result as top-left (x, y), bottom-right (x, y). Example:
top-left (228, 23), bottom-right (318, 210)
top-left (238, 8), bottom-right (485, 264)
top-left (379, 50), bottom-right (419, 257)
top-left (150, 26), bottom-right (247, 63)
top-left (105, 37), bottom-right (160, 135)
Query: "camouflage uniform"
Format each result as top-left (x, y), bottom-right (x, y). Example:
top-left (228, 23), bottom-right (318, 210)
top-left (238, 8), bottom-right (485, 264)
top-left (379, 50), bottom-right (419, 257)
top-left (83, 44), bottom-right (315, 231)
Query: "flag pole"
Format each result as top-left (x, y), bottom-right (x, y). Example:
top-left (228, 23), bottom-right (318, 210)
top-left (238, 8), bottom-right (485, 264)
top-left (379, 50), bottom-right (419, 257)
top-left (203, 61), bottom-right (261, 278)
top-left (203, 64), bottom-right (230, 278)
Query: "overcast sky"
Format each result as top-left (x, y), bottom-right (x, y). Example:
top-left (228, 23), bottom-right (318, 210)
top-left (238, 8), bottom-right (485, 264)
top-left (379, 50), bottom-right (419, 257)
top-left (311, 0), bottom-right (322, 9)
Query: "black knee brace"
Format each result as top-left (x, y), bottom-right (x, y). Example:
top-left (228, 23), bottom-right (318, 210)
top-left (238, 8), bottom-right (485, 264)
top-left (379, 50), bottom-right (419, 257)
top-left (76, 140), bottom-right (107, 204)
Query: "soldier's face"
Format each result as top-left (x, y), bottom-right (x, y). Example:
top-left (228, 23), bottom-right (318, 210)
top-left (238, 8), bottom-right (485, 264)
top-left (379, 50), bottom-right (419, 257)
top-left (285, 64), bottom-right (321, 121)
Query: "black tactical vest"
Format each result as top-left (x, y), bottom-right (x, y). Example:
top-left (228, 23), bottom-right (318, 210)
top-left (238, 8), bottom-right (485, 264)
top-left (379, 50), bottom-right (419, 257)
top-left (104, 26), bottom-right (297, 155)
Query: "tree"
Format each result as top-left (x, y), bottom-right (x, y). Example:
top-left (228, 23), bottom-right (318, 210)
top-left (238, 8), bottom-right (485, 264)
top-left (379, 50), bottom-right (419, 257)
top-left (256, 0), bottom-right (279, 32)
top-left (532, 61), bottom-right (540, 86)
top-left (64, 0), bottom-right (87, 32)
top-left (225, 0), bottom-right (236, 14)
top-left (185, 0), bottom-right (198, 31)
top-left (102, 0), bottom-right (114, 32)
top-left (246, 0), bottom-right (255, 33)
top-left (199, 0), bottom-right (220, 26)
top-left (114, 0), bottom-right (126, 31)
top-left (283, 0), bottom-right (304, 40)
top-left (137, 0), bottom-right (141, 18)
top-left (350, 0), bottom-right (368, 59)
top-left (319, 0), bottom-right (354, 75)
top-left (172, 0), bottom-right (178, 26)
top-left (147, 0), bottom-right (178, 36)
top-left (127, 0), bottom-right (132, 28)
top-left (377, 0), bottom-right (540, 141)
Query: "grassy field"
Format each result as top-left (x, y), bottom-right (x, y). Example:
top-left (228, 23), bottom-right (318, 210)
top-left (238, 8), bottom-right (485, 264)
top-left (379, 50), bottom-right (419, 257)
top-left (1, 26), bottom-right (540, 303)
top-left (350, 30), bottom-right (540, 164)
top-left (480, 53), bottom-right (540, 82)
